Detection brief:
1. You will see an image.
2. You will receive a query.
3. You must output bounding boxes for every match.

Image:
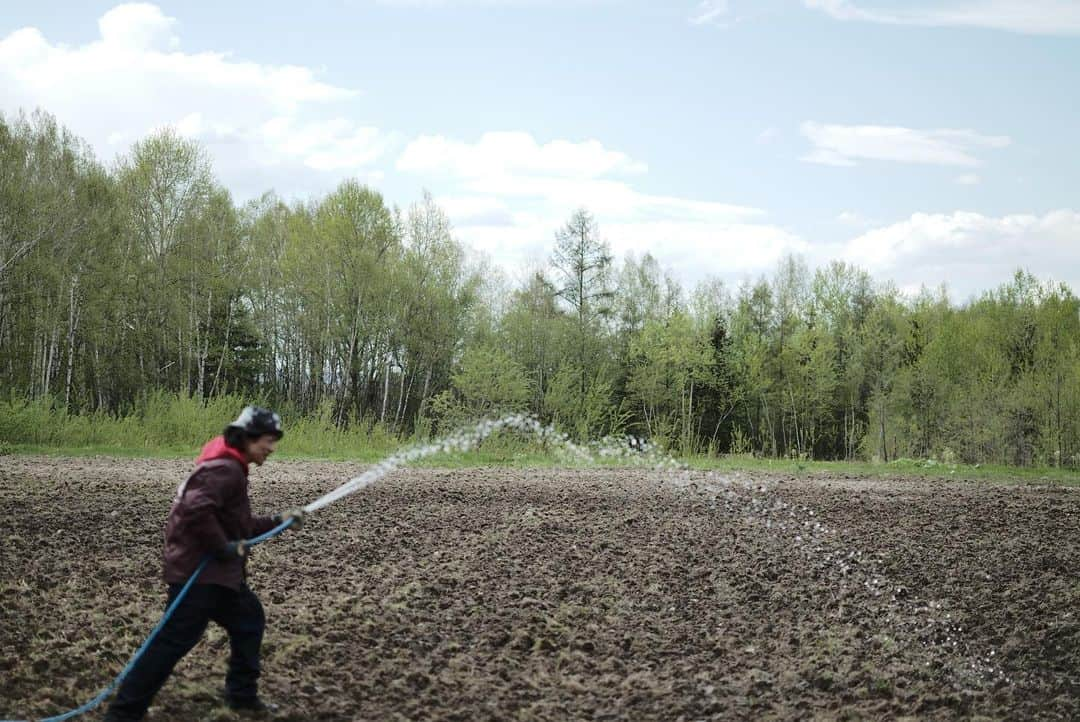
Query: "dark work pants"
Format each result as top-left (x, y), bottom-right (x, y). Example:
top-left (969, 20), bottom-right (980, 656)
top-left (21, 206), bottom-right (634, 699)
top-left (106, 582), bottom-right (266, 720)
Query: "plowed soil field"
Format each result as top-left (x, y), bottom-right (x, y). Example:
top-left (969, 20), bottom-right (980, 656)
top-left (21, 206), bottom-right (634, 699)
top-left (1, 456), bottom-right (1077, 721)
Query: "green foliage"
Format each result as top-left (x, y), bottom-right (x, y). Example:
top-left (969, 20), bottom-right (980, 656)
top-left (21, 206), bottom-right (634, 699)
top-left (499, 272), bottom-right (565, 418)
top-left (625, 311), bottom-right (715, 453)
top-left (0, 393), bottom-right (235, 449)
top-left (0, 393), bottom-right (399, 459)
top-left (453, 347), bottom-right (531, 414)
top-left (422, 347), bottom-right (530, 436)
top-left (545, 363), bottom-right (626, 441)
top-left (1, 110), bottom-right (1079, 471)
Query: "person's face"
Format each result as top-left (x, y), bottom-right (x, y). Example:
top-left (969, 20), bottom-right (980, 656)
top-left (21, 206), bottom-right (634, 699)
top-left (246, 434), bottom-right (278, 466)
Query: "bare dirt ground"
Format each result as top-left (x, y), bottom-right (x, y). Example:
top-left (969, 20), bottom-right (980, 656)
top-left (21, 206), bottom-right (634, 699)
top-left (1, 456), bottom-right (1077, 721)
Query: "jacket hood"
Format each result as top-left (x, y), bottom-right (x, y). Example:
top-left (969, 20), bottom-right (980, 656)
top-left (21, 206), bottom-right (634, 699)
top-left (196, 435), bottom-right (249, 473)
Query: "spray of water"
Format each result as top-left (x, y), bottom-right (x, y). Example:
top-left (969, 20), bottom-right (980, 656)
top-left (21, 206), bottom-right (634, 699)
top-left (304, 414), bottom-right (680, 512)
top-left (688, 472), bottom-right (1007, 686)
top-left (301, 413), bottom-right (1005, 688)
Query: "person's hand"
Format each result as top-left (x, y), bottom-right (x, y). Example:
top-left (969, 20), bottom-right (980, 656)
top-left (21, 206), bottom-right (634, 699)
top-left (274, 508), bottom-right (306, 529)
top-left (218, 540), bottom-right (247, 560)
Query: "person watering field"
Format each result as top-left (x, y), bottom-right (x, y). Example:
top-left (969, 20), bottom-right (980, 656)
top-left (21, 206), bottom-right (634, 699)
top-left (7, 415), bottom-right (559, 722)
top-left (103, 407), bottom-right (304, 722)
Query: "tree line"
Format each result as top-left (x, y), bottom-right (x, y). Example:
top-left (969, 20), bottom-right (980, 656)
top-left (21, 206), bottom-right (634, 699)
top-left (2, 109), bottom-right (1078, 467)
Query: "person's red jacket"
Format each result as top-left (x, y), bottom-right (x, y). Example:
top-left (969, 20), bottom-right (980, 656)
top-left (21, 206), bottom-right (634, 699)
top-left (162, 436), bottom-right (276, 590)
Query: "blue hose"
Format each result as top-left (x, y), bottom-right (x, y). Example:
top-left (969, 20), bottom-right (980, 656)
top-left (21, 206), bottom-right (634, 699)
top-left (2, 518), bottom-right (295, 722)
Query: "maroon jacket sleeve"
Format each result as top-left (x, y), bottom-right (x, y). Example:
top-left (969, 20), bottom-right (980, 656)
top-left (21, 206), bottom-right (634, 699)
top-left (183, 461), bottom-right (276, 547)
top-left (215, 462), bottom-right (276, 537)
top-left (251, 513), bottom-right (277, 537)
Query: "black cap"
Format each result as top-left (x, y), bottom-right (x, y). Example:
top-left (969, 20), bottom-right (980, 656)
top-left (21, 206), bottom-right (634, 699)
top-left (226, 406), bottom-right (284, 440)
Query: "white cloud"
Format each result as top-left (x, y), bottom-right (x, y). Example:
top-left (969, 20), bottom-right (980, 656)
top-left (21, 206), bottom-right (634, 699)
top-left (954, 173), bottom-right (981, 185)
top-left (398, 131), bottom-right (647, 180)
top-left (801, 122), bottom-right (1010, 167)
top-left (399, 130), bottom-right (804, 286)
top-left (257, 116), bottom-right (397, 171)
top-left (803, 0), bottom-right (1080, 36)
top-left (398, 131), bottom-right (758, 219)
top-left (691, 1), bottom-right (731, 25)
top-left (450, 216), bottom-right (809, 290)
top-left (756, 127), bottom-right (780, 144)
top-left (98, 3), bottom-right (179, 50)
top-left (435, 195), bottom-right (518, 227)
top-left (835, 210), bottom-right (878, 228)
top-left (0, 3), bottom-right (391, 198)
top-left (839, 209), bottom-right (1080, 298)
top-left (605, 221), bottom-right (807, 276)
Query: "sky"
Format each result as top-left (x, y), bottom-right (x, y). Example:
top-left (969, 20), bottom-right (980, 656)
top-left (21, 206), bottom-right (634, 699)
top-left (1, 0), bottom-right (1078, 300)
